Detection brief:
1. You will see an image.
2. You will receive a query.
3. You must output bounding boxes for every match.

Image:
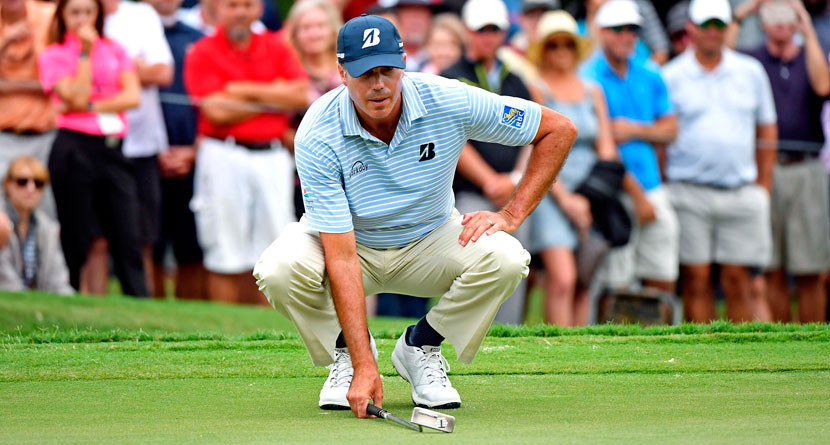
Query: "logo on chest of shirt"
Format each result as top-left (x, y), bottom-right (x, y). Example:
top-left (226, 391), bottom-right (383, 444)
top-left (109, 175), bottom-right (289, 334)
top-left (349, 160), bottom-right (369, 178)
top-left (419, 143), bottom-right (435, 162)
top-left (501, 106), bottom-right (525, 129)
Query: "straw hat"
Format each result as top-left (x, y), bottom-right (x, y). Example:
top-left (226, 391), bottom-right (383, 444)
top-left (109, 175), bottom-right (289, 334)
top-left (529, 10), bottom-right (592, 67)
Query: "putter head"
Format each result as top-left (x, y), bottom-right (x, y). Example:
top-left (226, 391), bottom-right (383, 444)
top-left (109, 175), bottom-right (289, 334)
top-left (411, 407), bottom-right (455, 433)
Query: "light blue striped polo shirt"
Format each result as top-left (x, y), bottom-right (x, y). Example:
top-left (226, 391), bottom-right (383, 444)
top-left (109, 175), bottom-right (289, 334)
top-left (294, 72), bottom-right (542, 249)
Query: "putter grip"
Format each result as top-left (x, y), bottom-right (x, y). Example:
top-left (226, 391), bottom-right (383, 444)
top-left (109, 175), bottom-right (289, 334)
top-left (367, 404), bottom-right (386, 418)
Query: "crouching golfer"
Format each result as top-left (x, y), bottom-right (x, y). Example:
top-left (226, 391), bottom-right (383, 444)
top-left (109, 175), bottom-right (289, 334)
top-left (254, 14), bottom-right (576, 419)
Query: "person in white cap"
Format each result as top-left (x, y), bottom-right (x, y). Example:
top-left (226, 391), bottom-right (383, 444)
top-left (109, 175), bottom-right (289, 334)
top-left (740, 0), bottom-right (830, 323)
top-left (662, 0), bottom-right (777, 323)
top-left (581, 0), bottom-right (680, 298)
top-left (440, 0), bottom-right (535, 325)
top-left (583, 0), bottom-right (670, 65)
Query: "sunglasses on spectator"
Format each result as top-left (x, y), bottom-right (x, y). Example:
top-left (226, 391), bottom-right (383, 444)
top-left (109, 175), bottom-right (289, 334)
top-left (609, 24), bottom-right (639, 34)
top-left (545, 40), bottom-right (577, 51)
top-left (476, 25), bottom-right (503, 33)
top-left (13, 177), bottom-right (46, 189)
top-left (699, 19), bottom-right (727, 30)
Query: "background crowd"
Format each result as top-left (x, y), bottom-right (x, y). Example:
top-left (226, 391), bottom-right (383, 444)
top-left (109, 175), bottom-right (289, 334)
top-left (1, 0), bottom-right (829, 325)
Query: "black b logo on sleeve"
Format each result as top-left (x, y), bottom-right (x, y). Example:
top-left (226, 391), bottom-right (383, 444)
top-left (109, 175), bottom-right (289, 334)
top-left (419, 142), bottom-right (435, 162)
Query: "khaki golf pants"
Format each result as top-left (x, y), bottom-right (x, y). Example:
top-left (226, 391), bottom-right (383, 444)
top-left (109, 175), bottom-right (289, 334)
top-left (253, 212), bottom-right (530, 366)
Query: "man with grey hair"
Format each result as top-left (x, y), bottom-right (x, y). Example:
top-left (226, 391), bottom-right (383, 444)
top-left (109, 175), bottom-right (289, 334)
top-left (184, 0), bottom-right (309, 304)
top-left (742, 0), bottom-right (830, 323)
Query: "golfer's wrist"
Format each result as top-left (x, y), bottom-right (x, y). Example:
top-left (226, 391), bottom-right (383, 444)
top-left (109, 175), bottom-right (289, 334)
top-left (352, 360), bottom-right (378, 372)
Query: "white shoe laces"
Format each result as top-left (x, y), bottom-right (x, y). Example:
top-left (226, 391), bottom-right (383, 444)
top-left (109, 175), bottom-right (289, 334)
top-left (326, 349), bottom-right (354, 387)
top-left (418, 349), bottom-right (451, 386)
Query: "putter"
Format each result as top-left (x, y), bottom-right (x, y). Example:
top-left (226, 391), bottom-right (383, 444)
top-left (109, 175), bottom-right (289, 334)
top-left (411, 407), bottom-right (455, 433)
top-left (367, 404), bottom-right (422, 432)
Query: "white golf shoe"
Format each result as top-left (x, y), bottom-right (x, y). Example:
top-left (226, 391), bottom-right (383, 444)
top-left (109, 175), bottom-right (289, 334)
top-left (318, 334), bottom-right (378, 410)
top-left (391, 327), bottom-right (462, 409)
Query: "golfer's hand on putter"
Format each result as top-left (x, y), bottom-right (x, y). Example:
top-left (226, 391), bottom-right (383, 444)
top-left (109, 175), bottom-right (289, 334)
top-left (347, 365), bottom-right (383, 418)
top-left (459, 211), bottom-right (517, 246)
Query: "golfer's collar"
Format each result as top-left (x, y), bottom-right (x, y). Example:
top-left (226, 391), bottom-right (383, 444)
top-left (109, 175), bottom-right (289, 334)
top-left (339, 75), bottom-right (427, 139)
top-left (340, 91), bottom-right (363, 137)
top-left (400, 75), bottom-right (427, 127)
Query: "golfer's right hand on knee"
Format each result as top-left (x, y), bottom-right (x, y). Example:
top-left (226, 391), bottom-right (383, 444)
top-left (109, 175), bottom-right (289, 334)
top-left (347, 365), bottom-right (384, 418)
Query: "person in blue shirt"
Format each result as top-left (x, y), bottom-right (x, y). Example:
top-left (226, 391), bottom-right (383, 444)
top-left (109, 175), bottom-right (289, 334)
top-left (253, 15), bottom-right (576, 419)
top-left (145, 0), bottom-right (207, 300)
top-left (581, 0), bottom-right (679, 295)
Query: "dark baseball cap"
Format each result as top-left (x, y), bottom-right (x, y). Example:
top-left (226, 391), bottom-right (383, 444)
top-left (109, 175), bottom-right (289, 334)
top-left (337, 14), bottom-right (406, 77)
top-left (522, 0), bottom-right (559, 14)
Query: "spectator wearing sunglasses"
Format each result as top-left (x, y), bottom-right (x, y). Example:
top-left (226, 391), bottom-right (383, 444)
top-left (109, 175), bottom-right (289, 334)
top-left (439, 0), bottom-right (534, 325)
top-left (663, 0), bottom-right (777, 322)
top-left (0, 156), bottom-right (73, 294)
top-left (499, 0), bottom-right (561, 83)
top-left (579, 0), bottom-right (669, 66)
top-left (581, 0), bottom-right (680, 298)
top-left (742, 0), bottom-right (830, 323)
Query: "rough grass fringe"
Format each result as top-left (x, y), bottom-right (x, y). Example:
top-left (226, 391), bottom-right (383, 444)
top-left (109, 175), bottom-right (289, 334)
top-left (3, 322), bottom-right (828, 344)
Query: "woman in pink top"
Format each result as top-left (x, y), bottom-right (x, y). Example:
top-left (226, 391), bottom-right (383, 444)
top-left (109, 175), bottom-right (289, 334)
top-left (38, 0), bottom-right (147, 297)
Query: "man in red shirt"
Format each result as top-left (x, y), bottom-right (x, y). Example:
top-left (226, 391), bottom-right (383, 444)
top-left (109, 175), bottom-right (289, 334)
top-left (185, 0), bottom-right (308, 304)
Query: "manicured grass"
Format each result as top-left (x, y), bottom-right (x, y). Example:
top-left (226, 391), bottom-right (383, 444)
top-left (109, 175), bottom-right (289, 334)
top-left (3, 372), bottom-right (828, 444)
top-left (2, 291), bottom-right (829, 443)
top-left (3, 336), bottom-right (830, 381)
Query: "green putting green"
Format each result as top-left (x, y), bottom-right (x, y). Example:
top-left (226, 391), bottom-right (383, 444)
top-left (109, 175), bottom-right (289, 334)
top-left (1, 292), bottom-right (829, 443)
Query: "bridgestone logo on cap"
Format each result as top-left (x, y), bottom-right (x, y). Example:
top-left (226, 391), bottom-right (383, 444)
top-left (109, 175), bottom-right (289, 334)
top-left (362, 28), bottom-right (381, 49)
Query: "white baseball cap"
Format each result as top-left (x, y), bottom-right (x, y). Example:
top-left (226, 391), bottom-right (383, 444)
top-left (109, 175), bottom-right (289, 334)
top-left (759, 1), bottom-right (797, 25)
top-left (595, 0), bottom-right (642, 28)
top-left (689, 0), bottom-right (731, 25)
top-left (462, 0), bottom-right (510, 31)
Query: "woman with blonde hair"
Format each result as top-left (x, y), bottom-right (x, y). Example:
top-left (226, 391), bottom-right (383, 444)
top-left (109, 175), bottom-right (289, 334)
top-left (421, 13), bottom-right (467, 75)
top-left (286, 0), bottom-right (343, 104)
top-left (283, 0), bottom-right (343, 220)
top-left (0, 156), bottom-right (73, 294)
top-left (525, 10), bottom-right (617, 326)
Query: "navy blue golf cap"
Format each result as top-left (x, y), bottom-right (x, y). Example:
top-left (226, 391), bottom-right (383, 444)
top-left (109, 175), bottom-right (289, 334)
top-left (337, 14), bottom-right (405, 77)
